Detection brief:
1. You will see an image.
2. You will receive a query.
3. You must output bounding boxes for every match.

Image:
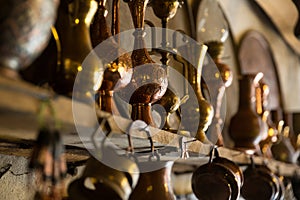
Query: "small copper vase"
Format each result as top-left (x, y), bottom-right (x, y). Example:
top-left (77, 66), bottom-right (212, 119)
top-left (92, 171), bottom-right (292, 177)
top-left (228, 74), bottom-right (263, 152)
top-left (129, 161), bottom-right (175, 200)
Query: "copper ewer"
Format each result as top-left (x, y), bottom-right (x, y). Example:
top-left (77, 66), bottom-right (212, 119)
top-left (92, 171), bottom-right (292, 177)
top-left (149, 0), bottom-right (185, 132)
top-left (202, 41), bottom-right (233, 146)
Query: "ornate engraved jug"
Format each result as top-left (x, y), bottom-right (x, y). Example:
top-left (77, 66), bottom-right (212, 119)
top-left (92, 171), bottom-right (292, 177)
top-left (122, 0), bottom-right (168, 126)
top-left (90, 0), bottom-right (132, 113)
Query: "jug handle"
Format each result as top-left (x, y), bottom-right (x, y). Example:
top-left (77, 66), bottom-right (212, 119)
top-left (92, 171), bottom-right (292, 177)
top-left (51, 26), bottom-right (62, 70)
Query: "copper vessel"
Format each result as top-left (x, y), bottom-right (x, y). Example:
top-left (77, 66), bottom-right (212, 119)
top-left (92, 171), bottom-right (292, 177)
top-left (122, 0), bottom-right (168, 126)
top-left (180, 44), bottom-right (214, 143)
top-left (90, 0), bottom-right (132, 113)
top-left (256, 81), bottom-right (280, 157)
top-left (129, 161), bottom-right (175, 200)
top-left (203, 41), bottom-right (233, 146)
top-left (228, 73), bottom-right (263, 153)
top-left (150, 0), bottom-right (184, 132)
top-left (0, 0), bottom-right (59, 78)
top-left (52, 0), bottom-right (102, 100)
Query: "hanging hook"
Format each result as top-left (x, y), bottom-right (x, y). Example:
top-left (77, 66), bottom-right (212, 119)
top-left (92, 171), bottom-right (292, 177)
top-left (127, 120), bottom-right (160, 162)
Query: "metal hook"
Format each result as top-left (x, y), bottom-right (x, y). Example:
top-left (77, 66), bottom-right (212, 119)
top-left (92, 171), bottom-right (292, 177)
top-left (91, 118), bottom-right (111, 151)
top-left (127, 120), bottom-right (160, 162)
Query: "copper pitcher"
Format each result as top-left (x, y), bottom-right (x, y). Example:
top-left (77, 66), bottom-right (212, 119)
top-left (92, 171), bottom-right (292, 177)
top-left (150, 0), bottom-right (184, 132)
top-left (202, 41), bottom-right (233, 146)
top-left (228, 73), bottom-right (264, 153)
top-left (271, 126), bottom-right (300, 163)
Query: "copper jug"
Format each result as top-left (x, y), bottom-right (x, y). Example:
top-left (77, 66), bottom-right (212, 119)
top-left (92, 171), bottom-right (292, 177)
top-left (129, 161), bottom-right (175, 200)
top-left (150, 0), bottom-right (184, 132)
top-left (228, 73), bottom-right (264, 153)
top-left (271, 126), bottom-right (300, 163)
top-left (52, 0), bottom-right (102, 100)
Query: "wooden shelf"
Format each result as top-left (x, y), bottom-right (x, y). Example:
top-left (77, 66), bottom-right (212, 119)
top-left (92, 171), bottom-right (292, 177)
top-left (0, 76), bottom-right (300, 177)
